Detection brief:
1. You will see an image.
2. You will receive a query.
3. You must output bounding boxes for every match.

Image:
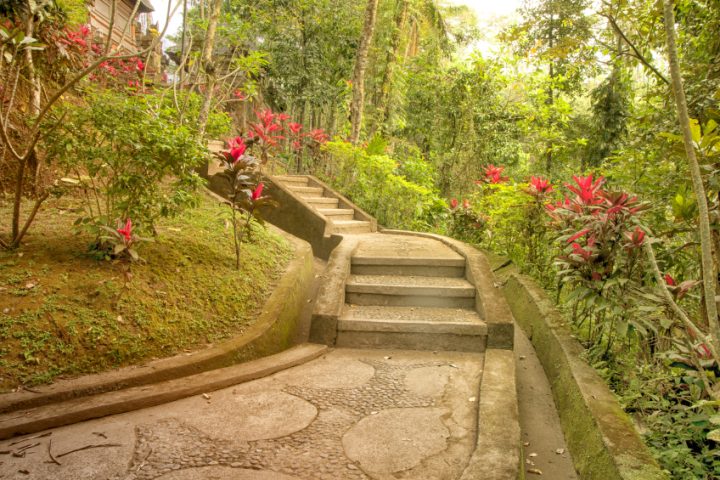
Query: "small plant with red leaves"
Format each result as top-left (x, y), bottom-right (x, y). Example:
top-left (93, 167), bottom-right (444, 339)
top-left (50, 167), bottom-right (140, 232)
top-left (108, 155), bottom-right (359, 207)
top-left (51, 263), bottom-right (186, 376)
top-left (97, 218), bottom-right (152, 262)
top-left (215, 137), bottom-right (278, 269)
top-left (546, 174), bottom-right (652, 353)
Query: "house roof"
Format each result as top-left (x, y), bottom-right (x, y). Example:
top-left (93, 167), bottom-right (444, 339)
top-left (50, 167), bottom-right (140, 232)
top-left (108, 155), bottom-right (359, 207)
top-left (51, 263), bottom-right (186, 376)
top-left (125, 0), bottom-right (154, 14)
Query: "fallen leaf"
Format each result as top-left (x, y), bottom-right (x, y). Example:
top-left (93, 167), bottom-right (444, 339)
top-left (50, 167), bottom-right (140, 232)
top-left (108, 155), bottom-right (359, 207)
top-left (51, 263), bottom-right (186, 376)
top-left (555, 448), bottom-right (565, 455)
top-left (529, 452), bottom-right (538, 457)
top-left (527, 468), bottom-right (542, 475)
top-left (202, 393), bottom-right (211, 400)
top-left (523, 442), bottom-right (530, 447)
top-left (468, 397), bottom-right (477, 402)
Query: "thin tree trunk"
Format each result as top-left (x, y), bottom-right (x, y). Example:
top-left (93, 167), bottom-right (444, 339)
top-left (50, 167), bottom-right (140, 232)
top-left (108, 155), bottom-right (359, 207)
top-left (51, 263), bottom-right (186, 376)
top-left (349, 0), bottom-right (380, 144)
top-left (375, 0), bottom-right (408, 135)
top-left (662, 0), bottom-right (720, 343)
top-left (197, 0), bottom-right (223, 138)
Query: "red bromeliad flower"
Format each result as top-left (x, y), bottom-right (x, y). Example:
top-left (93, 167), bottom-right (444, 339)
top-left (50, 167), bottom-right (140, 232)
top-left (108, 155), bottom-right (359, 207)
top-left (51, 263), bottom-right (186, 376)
top-left (230, 144), bottom-right (247, 162)
top-left (450, 198), bottom-right (459, 209)
top-left (117, 219), bottom-right (133, 243)
top-left (289, 122), bottom-right (303, 134)
top-left (309, 129), bottom-right (330, 144)
top-left (276, 113), bottom-right (291, 122)
top-left (136, 59), bottom-right (145, 72)
top-left (529, 176), bottom-right (552, 194)
top-left (251, 183), bottom-right (264, 201)
top-left (566, 174), bottom-right (604, 205)
top-left (626, 226), bottom-right (645, 247)
top-left (292, 140), bottom-right (303, 151)
top-left (664, 274), bottom-right (676, 286)
top-left (227, 136), bottom-right (245, 149)
top-left (233, 89), bottom-right (246, 100)
top-left (479, 164), bottom-right (508, 184)
top-left (256, 109), bottom-right (276, 127)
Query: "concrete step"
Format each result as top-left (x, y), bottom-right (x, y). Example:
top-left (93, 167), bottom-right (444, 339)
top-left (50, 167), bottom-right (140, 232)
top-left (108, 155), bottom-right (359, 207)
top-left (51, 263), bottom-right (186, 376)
top-left (305, 196), bottom-right (340, 208)
top-left (345, 274), bottom-right (476, 308)
top-left (289, 186), bottom-right (324, 197)
top-left (351, 256), bottom-right (466, 277)
top-left (318, 208), bottom-right (355, 221)
top-left (337, 305), bottom-right (486, 352)
top-left (332, 220), bottom-right (373, 234)
top-left (275, 175), bottom-right (309, 186)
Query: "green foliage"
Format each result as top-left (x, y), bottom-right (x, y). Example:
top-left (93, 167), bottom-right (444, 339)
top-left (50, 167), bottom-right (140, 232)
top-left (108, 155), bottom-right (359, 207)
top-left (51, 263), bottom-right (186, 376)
top-left (44, 90), bottom-right (210, 236)
top-left (55, 0), bottom-right (88, 26)
top-left (322, 140), bottom-right (446, 230)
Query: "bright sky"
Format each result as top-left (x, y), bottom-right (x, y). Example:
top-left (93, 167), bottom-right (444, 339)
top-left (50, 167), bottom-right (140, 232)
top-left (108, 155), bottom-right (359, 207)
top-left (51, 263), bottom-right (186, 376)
top-left (151, 0), bottom-right (524, 53)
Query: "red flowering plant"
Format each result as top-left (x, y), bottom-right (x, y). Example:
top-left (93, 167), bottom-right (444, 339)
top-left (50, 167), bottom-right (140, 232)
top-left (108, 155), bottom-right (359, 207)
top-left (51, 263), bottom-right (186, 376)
top-left (98, 218), bottom-right (152, 263)
top-left (546, 174), bottom-right (651, 352)
top-left (215, 137), bottom-right (278, 269)
top-left (248, 109), bottom-right (286, 167)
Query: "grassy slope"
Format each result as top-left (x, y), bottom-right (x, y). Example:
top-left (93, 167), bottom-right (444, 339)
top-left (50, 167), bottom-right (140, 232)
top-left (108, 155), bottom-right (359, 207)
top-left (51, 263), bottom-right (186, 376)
top-left (0, 191), bottom-right (292, 391)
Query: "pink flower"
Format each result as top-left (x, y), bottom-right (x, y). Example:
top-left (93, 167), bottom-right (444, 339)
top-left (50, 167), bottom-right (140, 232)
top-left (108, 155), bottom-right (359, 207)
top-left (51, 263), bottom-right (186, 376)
top-left (276, 113), bottom-right (290, 122)
top-left (117, 219), bottom-right (133, 242)
top-left (251, 183), bottom-right (264, 200)
top-left (463, 199), bottom-right (471, 209)
top-left (136, 59), bottom-right (145, 72)
top-left (233, 89), bottom-right (246, 100)
top-left (450, 198), bottom-right (459, 209)
top-left (292, 140), bottom-right (303, 151)
top-left (289, 122), bottom-right (303, 134)
top-left (529, 176), bottom-right (552, 194)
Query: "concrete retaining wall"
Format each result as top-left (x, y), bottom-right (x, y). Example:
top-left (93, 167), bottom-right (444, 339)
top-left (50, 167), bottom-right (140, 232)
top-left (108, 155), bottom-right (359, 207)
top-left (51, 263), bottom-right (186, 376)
top-left (502, 272), bottom-right (668, 480)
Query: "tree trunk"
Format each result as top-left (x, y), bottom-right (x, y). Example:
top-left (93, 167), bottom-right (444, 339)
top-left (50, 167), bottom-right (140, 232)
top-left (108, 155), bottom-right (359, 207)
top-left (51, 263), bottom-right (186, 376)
top-left (662, 0), bottom-right (720, 344)
top-left (349, 0), bottom-right (380, 144)
top-left (197, 0), bottom-right (223, 138)
top-left (375, 0), bottom-right (408, 135)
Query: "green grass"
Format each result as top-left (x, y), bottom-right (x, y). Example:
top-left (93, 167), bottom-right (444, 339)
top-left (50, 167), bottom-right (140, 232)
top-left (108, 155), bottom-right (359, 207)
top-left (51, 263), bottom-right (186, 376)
top-left (0, 191), bottom-right (293, 391)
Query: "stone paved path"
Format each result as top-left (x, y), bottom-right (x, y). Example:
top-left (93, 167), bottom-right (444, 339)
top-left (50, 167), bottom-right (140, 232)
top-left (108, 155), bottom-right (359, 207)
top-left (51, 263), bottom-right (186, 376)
top-left (0, 349), bottom-right (483, 480)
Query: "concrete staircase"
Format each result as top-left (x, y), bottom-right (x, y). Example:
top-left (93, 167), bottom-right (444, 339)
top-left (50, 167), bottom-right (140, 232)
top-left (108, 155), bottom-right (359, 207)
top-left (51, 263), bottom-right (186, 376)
top-left (273, 175), bottom-right (373, 234)
top-left (336, 236), bottom-right (488, 352)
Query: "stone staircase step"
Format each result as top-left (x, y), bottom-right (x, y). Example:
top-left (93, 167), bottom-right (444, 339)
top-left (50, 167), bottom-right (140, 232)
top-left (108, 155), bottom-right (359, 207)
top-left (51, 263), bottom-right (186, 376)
top-left (332, 220), bottom-right (373, 234)
top-left (317, 208), bottom-right (355, 221)
top-left (275, 175), bottom-right (309, 186)
top-left (345, 275), bottom-right (476, 308)
top-left (289, 186), bottom-right (325, 197)
top-left (351, 256), bottom-right (465, 277)
top-left (337, 306), bottom-right (486, 352)
top-left (305, 197), bottom-right (340, 207)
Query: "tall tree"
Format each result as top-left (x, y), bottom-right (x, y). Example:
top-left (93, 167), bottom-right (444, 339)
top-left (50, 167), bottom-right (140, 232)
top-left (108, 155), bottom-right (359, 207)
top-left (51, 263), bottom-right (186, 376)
top-left (197, 0), bottom-right (223, 137)
top-left (662, 0), bottom-right (720, 345)
top-left (350, 0), bottom-right (380, 144)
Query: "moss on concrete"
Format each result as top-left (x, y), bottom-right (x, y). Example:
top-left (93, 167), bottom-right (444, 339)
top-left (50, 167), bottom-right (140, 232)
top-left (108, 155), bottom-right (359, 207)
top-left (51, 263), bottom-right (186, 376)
top-left (503, 274), bottom-right (668, 480)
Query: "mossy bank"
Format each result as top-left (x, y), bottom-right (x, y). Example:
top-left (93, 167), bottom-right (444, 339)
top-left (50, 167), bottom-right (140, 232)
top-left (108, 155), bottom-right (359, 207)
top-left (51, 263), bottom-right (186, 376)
top-left (0, 191), bottom-right (293, 391)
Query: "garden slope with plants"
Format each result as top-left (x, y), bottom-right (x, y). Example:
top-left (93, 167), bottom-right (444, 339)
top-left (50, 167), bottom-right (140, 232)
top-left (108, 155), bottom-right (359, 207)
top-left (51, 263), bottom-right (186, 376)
top-left (0, 191), bottom-right (292, 391)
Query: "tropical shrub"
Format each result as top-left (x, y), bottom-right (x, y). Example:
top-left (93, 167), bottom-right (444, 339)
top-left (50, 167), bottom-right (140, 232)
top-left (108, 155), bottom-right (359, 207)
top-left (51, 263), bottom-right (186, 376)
top-left (44, 90), bottom-right (208, 238)
top-left (321, 140), bottom-right (447, 230)
top-left (213, 136), bottom-right (277, 269)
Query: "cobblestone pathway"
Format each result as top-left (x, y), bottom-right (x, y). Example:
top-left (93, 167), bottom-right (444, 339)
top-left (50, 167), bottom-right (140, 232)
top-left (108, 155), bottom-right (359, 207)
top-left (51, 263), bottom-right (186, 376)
top-left (0, 349), bottom-right (483, 480)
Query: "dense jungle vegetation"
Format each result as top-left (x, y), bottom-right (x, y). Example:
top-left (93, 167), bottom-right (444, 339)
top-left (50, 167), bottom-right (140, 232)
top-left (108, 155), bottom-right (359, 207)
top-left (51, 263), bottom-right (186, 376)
top-left (2, 0), bottom-right (720, 476)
